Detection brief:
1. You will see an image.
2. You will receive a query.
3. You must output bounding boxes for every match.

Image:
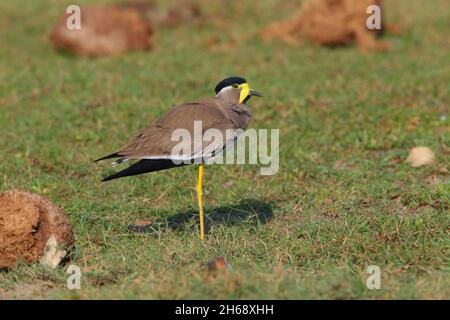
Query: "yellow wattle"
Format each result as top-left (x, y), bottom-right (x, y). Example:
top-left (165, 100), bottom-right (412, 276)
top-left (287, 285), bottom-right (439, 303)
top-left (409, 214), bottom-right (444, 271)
top-left (239, 83), bottom-right (250, 104)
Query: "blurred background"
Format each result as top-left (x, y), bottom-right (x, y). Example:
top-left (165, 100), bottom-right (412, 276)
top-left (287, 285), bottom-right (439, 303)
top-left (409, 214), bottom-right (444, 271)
top-left (0, 0), bottom-right (449, 299)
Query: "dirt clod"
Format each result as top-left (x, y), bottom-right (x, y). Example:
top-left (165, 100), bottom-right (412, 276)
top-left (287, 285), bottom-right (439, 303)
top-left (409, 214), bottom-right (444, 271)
top-left (0, 190), bottom-right (74, 269)
top-left (163, 3), bottom-right (202, 27)
top-left (50, 5), bottom-right (154, 57)
top-left (261, 0), bottom-right (400, 52)
top-left (120, 1), bottom-right (202, 27)
top-left (206, 257), bottom-right (233, 274)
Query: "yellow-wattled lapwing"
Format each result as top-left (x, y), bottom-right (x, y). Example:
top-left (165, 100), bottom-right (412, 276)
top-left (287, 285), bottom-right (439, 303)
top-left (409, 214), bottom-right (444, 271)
top-left (95, 77), bottom-right (262, 240)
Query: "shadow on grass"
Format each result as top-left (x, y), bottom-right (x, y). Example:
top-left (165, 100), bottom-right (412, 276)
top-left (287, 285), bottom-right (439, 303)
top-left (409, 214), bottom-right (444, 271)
top-left (129, 198), bottom-right (274, 235)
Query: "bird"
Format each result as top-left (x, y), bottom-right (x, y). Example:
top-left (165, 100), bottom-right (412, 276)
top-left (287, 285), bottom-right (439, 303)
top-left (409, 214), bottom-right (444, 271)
top-left (95, 76), bottom-right (262, 240)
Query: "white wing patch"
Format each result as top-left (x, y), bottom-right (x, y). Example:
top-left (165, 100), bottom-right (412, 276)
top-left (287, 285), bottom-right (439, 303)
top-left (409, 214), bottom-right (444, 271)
top-left (112, 129), bottom-right (245, 165)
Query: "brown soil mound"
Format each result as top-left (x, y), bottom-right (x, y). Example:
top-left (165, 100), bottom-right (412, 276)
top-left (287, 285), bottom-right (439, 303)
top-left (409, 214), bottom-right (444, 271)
top-left (163, 3), bottom-right (202, 27)
top-left (50, 5), bottom-right (154, 57)
top-left (0, 190), bottom-right (74, 269)
top-left (120, 1), bottom-right (202, 27)
top-left (261, 0), bottom-right (400, 52)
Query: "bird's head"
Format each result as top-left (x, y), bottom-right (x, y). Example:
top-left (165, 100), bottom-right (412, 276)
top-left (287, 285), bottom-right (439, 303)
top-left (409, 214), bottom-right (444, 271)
top-left (215, 76), bottom-right (263, 104)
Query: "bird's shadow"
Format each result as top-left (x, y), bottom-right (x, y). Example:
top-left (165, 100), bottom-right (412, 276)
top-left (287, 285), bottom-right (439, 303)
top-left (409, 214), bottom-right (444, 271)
top-left (129, 198), bottom-right (274, 235)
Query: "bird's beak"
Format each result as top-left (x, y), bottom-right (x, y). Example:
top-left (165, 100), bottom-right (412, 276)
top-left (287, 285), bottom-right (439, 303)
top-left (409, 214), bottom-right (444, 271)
top-left (249, 89), bottom-right (263, 98)
top-left (238, 83), bottom-right (263, 104)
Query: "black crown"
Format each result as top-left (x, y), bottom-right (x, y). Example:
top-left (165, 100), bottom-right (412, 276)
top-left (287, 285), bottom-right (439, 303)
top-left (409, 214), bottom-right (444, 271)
top-left (215, 76), bottom-right (247, 94)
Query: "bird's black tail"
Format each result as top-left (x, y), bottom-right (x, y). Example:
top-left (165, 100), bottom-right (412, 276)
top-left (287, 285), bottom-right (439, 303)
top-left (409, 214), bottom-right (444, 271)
top-left (102, 159), bottom-right (188, 182)
top-left (94, 152), bottom-right (120, 162)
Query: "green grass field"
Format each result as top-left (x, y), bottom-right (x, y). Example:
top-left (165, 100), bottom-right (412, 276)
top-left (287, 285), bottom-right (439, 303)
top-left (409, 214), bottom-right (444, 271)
top-left (0, 0), bottom-right (449, 299)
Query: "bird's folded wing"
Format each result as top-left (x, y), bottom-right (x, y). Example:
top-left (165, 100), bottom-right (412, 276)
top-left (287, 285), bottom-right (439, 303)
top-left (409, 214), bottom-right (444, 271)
top-left (117, 102), bottom-right (236, 159)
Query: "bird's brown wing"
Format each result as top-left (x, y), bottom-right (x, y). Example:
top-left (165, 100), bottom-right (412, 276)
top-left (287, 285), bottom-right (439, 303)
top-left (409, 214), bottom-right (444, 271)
top-left (117, 99), bottom-right (237, 159)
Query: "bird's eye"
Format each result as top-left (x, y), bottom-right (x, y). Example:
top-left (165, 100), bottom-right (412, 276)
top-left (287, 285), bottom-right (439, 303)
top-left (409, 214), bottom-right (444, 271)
top-left (231, 83), bottom-right (239, 89)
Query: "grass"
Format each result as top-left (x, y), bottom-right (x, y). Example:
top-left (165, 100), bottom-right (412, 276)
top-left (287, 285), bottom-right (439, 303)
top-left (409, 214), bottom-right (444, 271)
top-left (0, 0), bottom-right (449, 299)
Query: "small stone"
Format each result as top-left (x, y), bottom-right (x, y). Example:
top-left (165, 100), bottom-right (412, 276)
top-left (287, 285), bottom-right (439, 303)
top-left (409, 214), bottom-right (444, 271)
top-left (40, 234), bottom-right (67, 269)
top-left (405, 147), bottom-right (435, 167)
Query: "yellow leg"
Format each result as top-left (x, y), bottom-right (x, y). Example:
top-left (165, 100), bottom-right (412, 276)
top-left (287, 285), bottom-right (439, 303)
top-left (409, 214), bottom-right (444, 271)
top-left (196, 164), bottom-right (205, 241)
